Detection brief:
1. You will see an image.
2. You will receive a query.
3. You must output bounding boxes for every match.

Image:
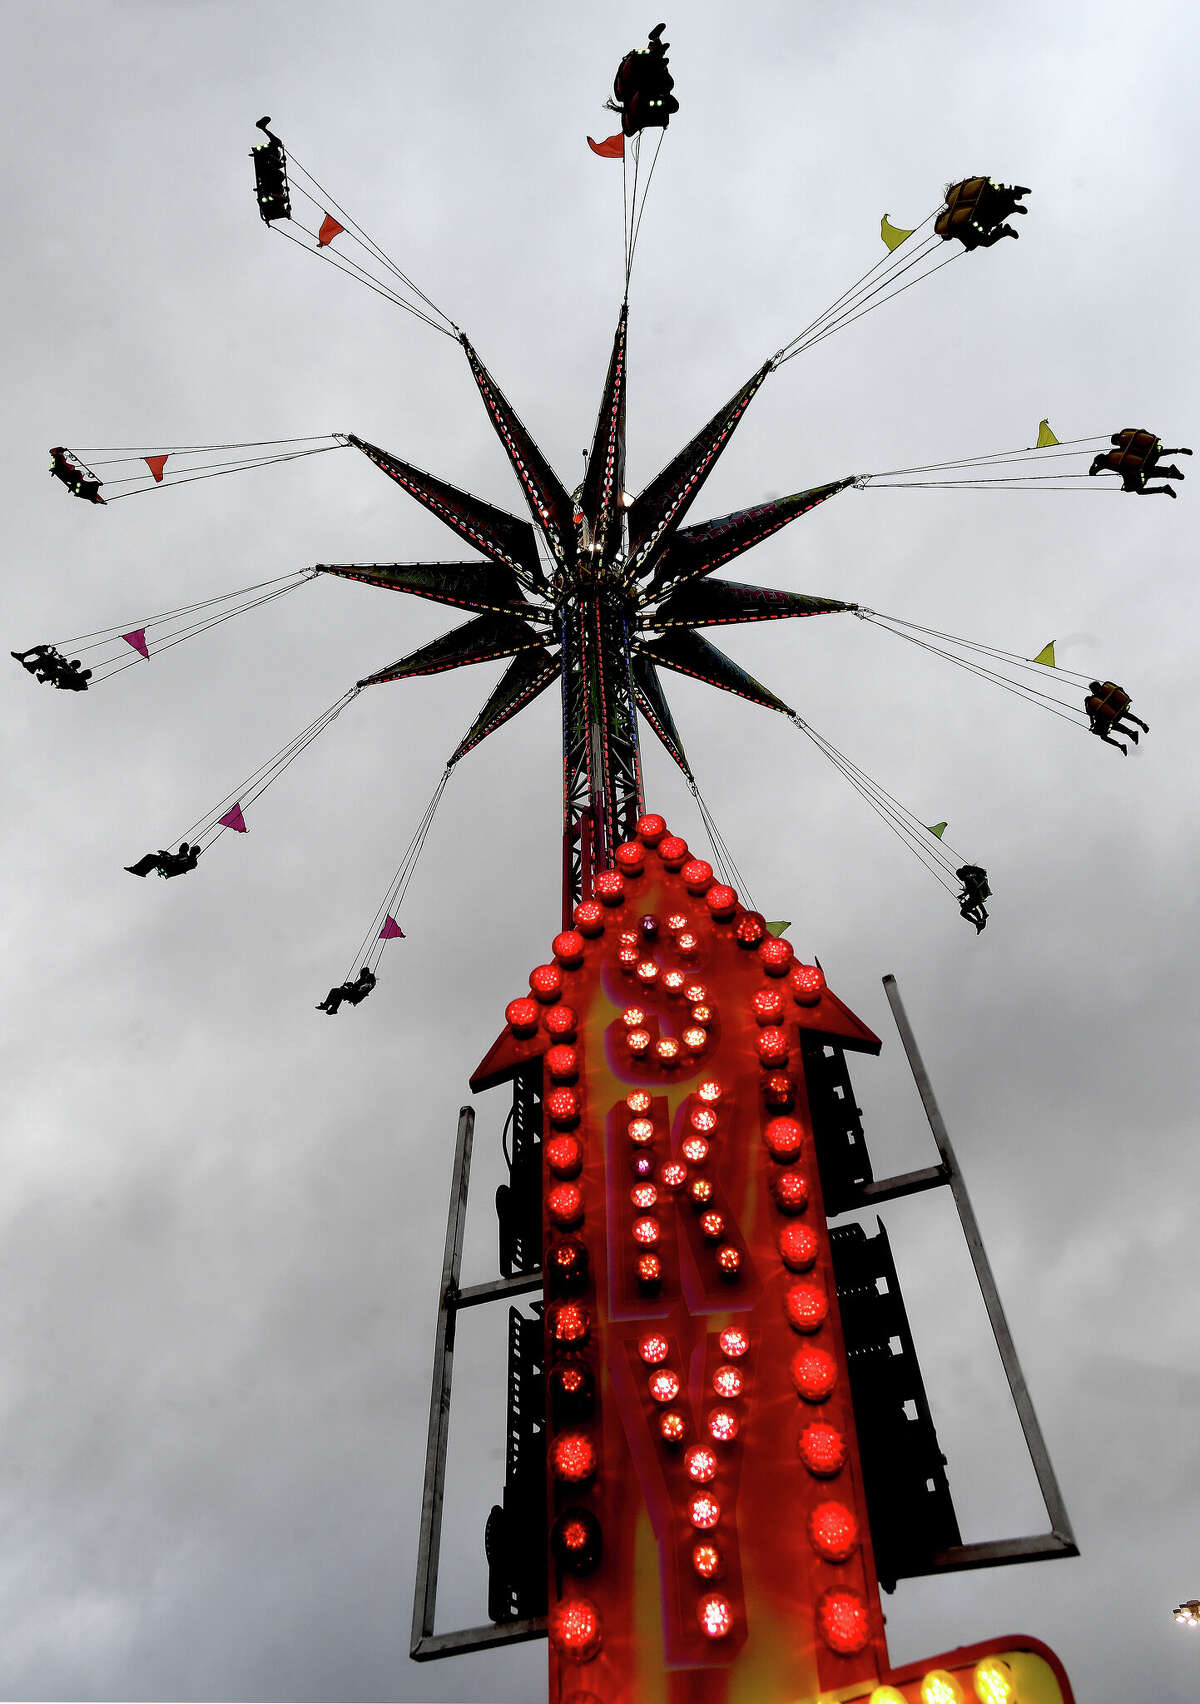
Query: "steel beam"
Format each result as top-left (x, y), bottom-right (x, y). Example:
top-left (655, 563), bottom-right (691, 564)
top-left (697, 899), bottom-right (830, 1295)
top-left (881, 974), bottom-right (1078, 1567)
top-left (410, 1104), bottom-right (550, 1661)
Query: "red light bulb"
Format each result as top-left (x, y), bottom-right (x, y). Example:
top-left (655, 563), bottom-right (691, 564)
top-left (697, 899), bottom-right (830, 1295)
top-left (756, 1027), bottom-right (790, 1067)
top-left (758, 936), bottom-right (795, 977)
top-left (658, 835), bottom-right (689, 869)
top-left (706, 883), bottom-right (738, 919)
top-left (614, 840), bottom-right (645, 874)
top-left (790, 1345), bottom-right (838, 1402)
top-left (716, 1244), bottom-right (742, 1279)
top-left (551, 1432), bottom-right (597, 1484)
top-left (547, 1087), bottom-right (580, 1127)
top-left (689, 1491), bottom-right (721, 1529)
top-left (630, 1182), bottom-right (658, 1209)
top-left (684, 983), bottom-right (708, 1004)
top-left (545, 1134), bottom-right (582, 1178)
top-left (798, 1421), bottom-right (847, 1477)
top-left (685, 1444), bottom-right (718, 1483)
top-left (638, 1331), bottom-right (670, 1366)
top-left (785, 1281), bottom-right (829, 1334)
top-left (635, 1251), bottom-right (662, 1289)
top-left (630, 1152), bottom-right (654, 1179)
top-left (689, 1179), bottom-right (714, 1208)
top-left (752, 988), bottom-right (785, 1025)
top-left (682, 1136), bottom-right (709, 1165)
top-left (763, 1071), bottom-right (795, 1109)
top-left (699, 1209), bottom-right (724, 1242)
top-left (771, 1170), bottom-right (810, 1213)
top-left (677, 932), bottom-right (699, 956)
top-left (627, 1029), bottom-right (651, 1055)
top-left (627, 1117), bottom-right (655, 1145)
top-left (632, 1216), bottom-right (660, 1246)
top-left (659, 1409), bottom-right (688, 1444)
top-left (654, 1038), bottom-right (680, 1066)
top-left (708, 1407), bottom-right (739, 1443)
top-left (550, 1299), bottom-right (590, 1343)
top-left (617, 944), bottom-right (639, 970)
top-left (626, 1088), bottom-right (651, 1113)
top-left (816, 1586), bottom-right (870, 1655)
top-left (594, 869), bottom-right (625, 906)
top-left (763, 1116), bottom-right (804, 1161)
top-left (658, 1160), bottom-right (688, 1191)
top-left (505, 996), bottom-right (539, 1036)
top-left (779, 1222), bottom-right (819, 1270)
top-left (551, 930), bottom-right (585, 967)
top-left (546, 1044), bottom-right (578, 1081)
top-left (735, 911), bottom-right (767, 948)
top-left (698, 1592), bottom-right (733, 1639)
top-left (789, 961), bottom-right (827, 1006)
top-left (663, 969), bottom-right (686, 995)
top-left (712, 1363), bottom-right (744, 1399)
top-left (547, 1182), bottom-right (584, 1228)
top-left (696, 1078), bottom-right (721, 1103)
top-left (717, 1326), bottom-right (749, 1359)
top-left (692, 1542), bottom-right (723, 1580)
top-left (638, 912), bottom-right (661, 940)
top-left (648, 1368), bottom-right (680, 1404)
top-left (636, 958), bottom-right (660, 986)
top-left (665, 913), bottom-right (689, 934)
top-left (808, 1500), bottom-right (860, 1562)
top-left (529, 962), bottom-right (563, 1002)
top-left (548, 1596), bottom-right (602, 1661)
top-left (573, 899), bottom-right (604, 936)
top-left (682, 1026), bottom-right (707, 1051)
top-left (544, 1004), bottom-right (578, 1039)
top-left (636, 813), bottom-right (666, 844)
top-left (680, 858), bottom-right (714, 894)
top-left (690, 1003), bottom-right (713, 1025)
top-left (689, 1105), bottom-right (718, 1133)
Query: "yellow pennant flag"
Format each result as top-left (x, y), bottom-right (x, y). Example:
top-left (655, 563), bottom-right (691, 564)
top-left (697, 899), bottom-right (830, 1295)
top-left (880, 214), bottom-right (914, 251)
top-left (1036, 418), bottom-right (1059, 447)
top-left (1033, 641), bottom-right (1056, 667)
top-left (766, 921), bottom-right (791, 937)
top-left (925, 821), bottom-right (948, 840)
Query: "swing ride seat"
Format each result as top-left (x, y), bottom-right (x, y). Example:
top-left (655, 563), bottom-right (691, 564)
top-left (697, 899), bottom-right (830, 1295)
top-left (613, 47), bottom-right (678, 135)
top-left (935, 177), bottom-right (1024, 247)
top-left (1093, 428), bottom-right (1161, 482)
top-left (251, 136), bottom-right (291, 224)
top-left (49, 447), bottom-right (104, 504)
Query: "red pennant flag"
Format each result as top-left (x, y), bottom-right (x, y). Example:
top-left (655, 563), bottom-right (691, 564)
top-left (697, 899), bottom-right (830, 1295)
top-left (379, 915), bottom-right (405, 940)
top-left (121, 628), bottom-right (149, 659)
top-left (144, 455), bottom-right (168, 483)
top-left (317, 213), bottom-right (345, 248)
top-left (587, 132), bottom-right (625, 159)
top-left (218, 802), bottom-right (248, 833)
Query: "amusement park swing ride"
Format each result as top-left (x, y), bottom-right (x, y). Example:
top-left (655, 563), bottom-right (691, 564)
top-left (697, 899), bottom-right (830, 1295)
top-left (20, 22), bottom-right (1192, 1704)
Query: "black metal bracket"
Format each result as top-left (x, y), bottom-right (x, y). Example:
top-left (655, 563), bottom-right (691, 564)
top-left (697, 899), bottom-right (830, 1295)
top-left (829, 977), bottom-right (1078, 1577)
top-left (409, 1106), bottom-right (548, 1661)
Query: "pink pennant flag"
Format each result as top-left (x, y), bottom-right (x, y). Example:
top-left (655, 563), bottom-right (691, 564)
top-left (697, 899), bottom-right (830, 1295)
top-left (121, 628), bottom-right (149, 659)
top-left (218, 801), bottom-right (248, 833)
top-left (317, 213), bottom-right (345, 248)
top-left (379, 915), bottom-right (405, 940)
top-left (144, 455), bottom-right (168, 483)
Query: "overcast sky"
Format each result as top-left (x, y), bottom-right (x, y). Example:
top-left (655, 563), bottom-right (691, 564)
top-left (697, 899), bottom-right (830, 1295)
top-left (3, 2), bottom-right (1199, 1700)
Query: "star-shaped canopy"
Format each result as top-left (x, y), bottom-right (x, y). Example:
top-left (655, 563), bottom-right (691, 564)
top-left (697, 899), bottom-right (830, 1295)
top-left (320, 307), bottom-right (857, 786)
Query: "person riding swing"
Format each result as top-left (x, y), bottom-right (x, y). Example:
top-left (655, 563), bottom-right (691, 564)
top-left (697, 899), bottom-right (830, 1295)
top-left (1087, 429), bottom-right (1191, 497)
top-left (1084, 680), bottom-right (1149, 754)
top-left (955, 864), bottom-right (991, 933)
top-left (316, 965), bottom-right (377, 1016)
top-left (125, 843), bottom-right (201, 879)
